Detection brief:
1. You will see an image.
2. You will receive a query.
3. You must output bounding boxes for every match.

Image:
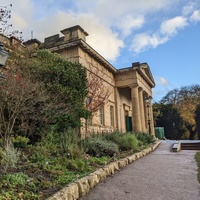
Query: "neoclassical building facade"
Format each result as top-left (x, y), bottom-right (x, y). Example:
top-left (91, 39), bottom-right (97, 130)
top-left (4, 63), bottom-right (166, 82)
top-left (3, 25), bottom-right (156, 135)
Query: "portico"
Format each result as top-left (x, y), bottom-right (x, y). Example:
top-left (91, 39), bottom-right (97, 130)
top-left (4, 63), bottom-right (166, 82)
top-left (115, 62), bottom-right (155, 134)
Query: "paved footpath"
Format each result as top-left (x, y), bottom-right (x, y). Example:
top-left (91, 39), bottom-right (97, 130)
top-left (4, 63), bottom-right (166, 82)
top-left (79, 140), bottom-right (200, 200)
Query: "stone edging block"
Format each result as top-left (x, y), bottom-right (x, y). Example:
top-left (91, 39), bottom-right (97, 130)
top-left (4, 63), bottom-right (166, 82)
top-left (47, 140), bottom-right (161, 200)
top-left (172, 141), bottom-right (181, 152)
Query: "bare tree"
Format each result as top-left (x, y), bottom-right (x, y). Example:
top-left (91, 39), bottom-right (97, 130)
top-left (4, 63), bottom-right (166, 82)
top-left (0, 66), bottom-right (49, 148)
top-left (0, 4), bottom-right (12, 35)
top-left (83, 63), bottom-right (112, 134)
top-left (0, 4), bottom-right (23, 41)
top-left (85, 63), bottom-right (112, 116)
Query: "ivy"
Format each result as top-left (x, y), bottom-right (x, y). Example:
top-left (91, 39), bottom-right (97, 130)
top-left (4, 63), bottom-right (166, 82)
top-left (31, 50), bottom-right (88, 130)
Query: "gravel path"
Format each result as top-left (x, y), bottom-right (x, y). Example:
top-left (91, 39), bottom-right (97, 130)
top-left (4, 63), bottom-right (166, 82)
top-left (79, 140), bottom-right (200, 200)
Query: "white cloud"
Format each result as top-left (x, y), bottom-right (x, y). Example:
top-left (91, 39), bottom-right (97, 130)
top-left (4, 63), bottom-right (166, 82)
top-left (157, 77), bottom-right (169, 86)
top-left (1, 0), bottom-right (200, 60)
top-left (182, 2), bottom-right (195, 16)
top-left (160, 16), bottom-right (188, 36)
top-left (11, 12), bottom-right (29, 30)
top-left (131, 16), bottom-right (188, 53)
top-left (190, 10), bottom-right (200, 22)
top-left (116, 15), bottom-right (145, 37)
top-left (87, 26), bottom-right (124, 62)
top-left (75, 0), bottom-right (176, 19)
top-left (131, 33), bottom-right (168, 53)
top-left (1, 0), bottom-right (33, 37)
top-left (32, 11), bottom-right (124, 62)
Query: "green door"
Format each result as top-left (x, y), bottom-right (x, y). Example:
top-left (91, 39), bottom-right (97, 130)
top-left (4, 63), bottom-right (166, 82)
top-left (125, 116), bottom-right (132, 132)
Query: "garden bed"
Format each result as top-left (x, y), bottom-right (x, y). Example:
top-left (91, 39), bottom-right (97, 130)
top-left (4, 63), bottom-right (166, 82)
top-left (0, 131), bottom-right (156, 199)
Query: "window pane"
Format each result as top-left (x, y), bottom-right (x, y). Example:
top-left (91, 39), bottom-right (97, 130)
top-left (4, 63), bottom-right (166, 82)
top-left (100, 107), bottom-right (104, 125)
top-left (110, 106), bottom-right (114, 126)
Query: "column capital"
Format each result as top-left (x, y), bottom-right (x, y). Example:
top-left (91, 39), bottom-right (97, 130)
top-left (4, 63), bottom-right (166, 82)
top-left (128, 83), bottom-right (138, 88)
top-left (138, 87), bottom-right (143, 92)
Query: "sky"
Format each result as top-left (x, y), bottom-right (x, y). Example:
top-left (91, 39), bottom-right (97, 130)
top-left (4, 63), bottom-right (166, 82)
top-left (1, 0), bottom-right (200, 102)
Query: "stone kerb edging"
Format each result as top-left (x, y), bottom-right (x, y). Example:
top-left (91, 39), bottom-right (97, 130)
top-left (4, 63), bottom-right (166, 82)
top-left (47, 140), bottom-right (161, 200)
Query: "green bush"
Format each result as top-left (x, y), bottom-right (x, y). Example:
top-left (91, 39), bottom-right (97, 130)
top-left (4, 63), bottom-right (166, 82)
top-left (53, 171), bottom-right (80, 186)
top-left (0, 143), bottom-right (21, 172)
top-left (195, 152), bottom-right (200, 183)
top-left (11, 136), bottom-right (30, 148)
top-left (29, 145), bottom-right (50, 163)
top-left (103, 132), bottom-right (139, 151)
top-left (67, 143), bottom-right (85, 159)
top-left (119, 133), bottom-right (138, 151)
top-left (82, 137), bottom-right (119, 157)
top-left (0, 172), bottom-right (38, 199)
top-left (66, 158), bottom-right (93, 172)
top-left (89, 156), bottom-right (110, 166)
top-left (134, 132), bottom-right (155, 146)
top-left (59, 127), bottom-right (79, 153)
top-left (1, 172), bottom-right (29, 186)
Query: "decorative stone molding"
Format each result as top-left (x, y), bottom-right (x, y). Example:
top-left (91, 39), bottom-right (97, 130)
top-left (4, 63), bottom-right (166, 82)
top-left (47, 140), bottom-right (161, 200)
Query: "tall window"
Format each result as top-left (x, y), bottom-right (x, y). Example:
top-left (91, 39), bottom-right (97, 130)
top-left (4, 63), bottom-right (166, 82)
top-left (110, 105), bottom-right (114, 126)
top-left (100, 106), bottom-right (104, 125)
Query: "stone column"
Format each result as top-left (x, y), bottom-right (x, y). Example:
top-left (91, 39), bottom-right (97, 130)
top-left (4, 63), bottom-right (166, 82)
top-left (114, 87), bottom-right (120, 131)
top-left (131, 85), bottom-right (141, 132)
top-left (149, 104), bottom-right (155, 135)
top-left (139, 88), bottom-right (145, 132)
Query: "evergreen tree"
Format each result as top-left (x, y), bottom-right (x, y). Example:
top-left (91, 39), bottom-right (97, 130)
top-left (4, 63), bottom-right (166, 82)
top-left (195, 104), bottom-right (200, 140)
top-left (153, 103), bottom-right (185, 140)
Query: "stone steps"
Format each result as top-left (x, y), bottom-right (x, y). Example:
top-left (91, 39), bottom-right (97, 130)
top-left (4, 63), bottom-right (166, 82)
top-left (172, 141), bottom-right (200, 152)
top-left (181, 142), bottom-right (200, 150)
top-left (172, 141), bottom-right (181, 152)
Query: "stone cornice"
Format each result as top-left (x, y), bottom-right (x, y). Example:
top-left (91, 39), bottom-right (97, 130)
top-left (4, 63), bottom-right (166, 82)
top-left (117, 63), bottom-right (155, 88)
top-left (137, 63), bottom-right (155, 88)
top-left (46, 39), bottom-right (117, 74)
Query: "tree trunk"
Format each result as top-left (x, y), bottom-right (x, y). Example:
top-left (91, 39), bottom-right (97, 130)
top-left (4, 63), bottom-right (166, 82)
top-left (189, 130), bottom-right (196, 140)
top-left (185, 122), bottom-right (196, 140)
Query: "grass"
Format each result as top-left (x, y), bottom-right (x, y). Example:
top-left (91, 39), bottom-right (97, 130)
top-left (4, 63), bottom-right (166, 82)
top-left (0, 131), bottom-right (155, 199)
top-left (195, 152), bottom-right (200, 183)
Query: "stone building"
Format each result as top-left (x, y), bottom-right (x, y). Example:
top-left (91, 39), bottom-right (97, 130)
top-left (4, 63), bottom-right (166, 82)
top-left (2, 25), bottom-right (156, 136)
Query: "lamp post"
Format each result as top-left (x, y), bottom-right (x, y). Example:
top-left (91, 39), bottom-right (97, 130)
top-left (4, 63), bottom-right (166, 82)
top-left (145, 96), bottom-right (152, 135)
top-left (0, 41), bottom-right (8, 78)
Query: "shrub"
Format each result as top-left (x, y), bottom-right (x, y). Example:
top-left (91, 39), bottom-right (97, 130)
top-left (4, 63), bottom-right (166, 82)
top-left (66, 158), bottom-right (93, 172)
top-left (29, 145), bottom-right (49, 163)
top-left (134, 132), bottom-right (155, 146)
top-left (67, 143), bottom-right (85, 159)
top-left (59, 127), bottom-right (79, 152)
top-left (195, 152), bottom-right (200, 183)
top-left (0, 172), bottom-right (38, 199)
top-left (53, 171), bottom-right (80, 186)
top-left (104, 132), bottom-right (139, 151)
top-left (11, 136), bottom-right (30, 148)
top-left (82, 137), bottom-right (119, 157)
top-left (89, 156), bottom-right (110, 166)
top-left (119, 133), bottom-right (138, 151)
top-left (2, 172), bottom-right (29, 186)
top-left (0, 143), bottom-right (21, 172)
